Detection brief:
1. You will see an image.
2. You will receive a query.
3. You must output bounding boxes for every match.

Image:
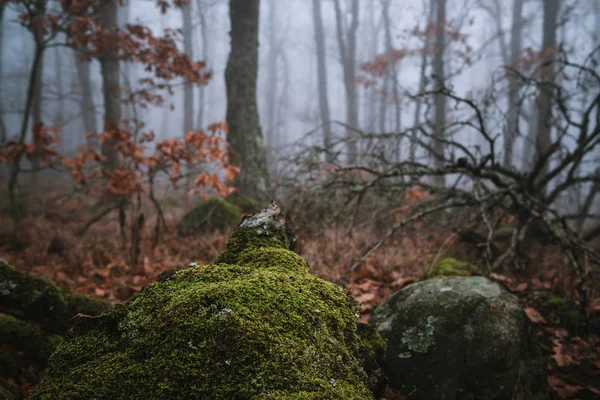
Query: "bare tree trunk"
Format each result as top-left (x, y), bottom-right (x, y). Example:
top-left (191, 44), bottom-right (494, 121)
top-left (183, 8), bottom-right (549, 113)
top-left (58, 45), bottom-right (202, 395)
top-left (118, 0), bottom-right (133, 122)
top-left (182, 1), bottom-right (194, 133)
top-left (312, 0), bottom-right (333, 161)
top-left (534, 0), bottom-right (559, 186)
top-left (432, 0), bottom-right (447, 187)
top-left (195, 0), bottom-right (209, 129)
top-left (98, 0), bottom-right (121, 169)
top-left (30, 3), bottom-right (45, 185)
top-left (265, 0), bottom-right (278, 151)
top-left (333, 0), bottom-right (360, 164)
top-left (412, 0), bottom-right (435, 162)
top-left (225, 0), bottom-right (270, 202)
top-left (504, 0), bottom-right (525, 168)
top-left (74, 52), bottom-right (97, 144)
top-left (381, 0), bottom-right (401, 161)
top-left (53, 47), bottom-right (65, 153)
top-left (0, 2), bottom-right (7, 146)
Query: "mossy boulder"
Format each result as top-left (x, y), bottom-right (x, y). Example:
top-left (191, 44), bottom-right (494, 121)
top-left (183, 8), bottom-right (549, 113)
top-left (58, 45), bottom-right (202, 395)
top-left (177, 197), bottom-right (242, 236)
top-left (370, 277), bottom-right (547, 400)
top-left (31, 204), bottom-right (385, 399)
top-left (422, 257), bottom-right (487, 280)
top-left (0, 259), bottom-right (111, 333)
top-left (541, 293), bottom-right (584, 334)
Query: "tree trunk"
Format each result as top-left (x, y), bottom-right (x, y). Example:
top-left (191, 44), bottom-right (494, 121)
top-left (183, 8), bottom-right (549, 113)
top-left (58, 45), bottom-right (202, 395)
top-left (0, 2), bottom-right (7, 146)
top-left (265, 0), bottom-right (278, 151)
top-left (312, 0), bottom-right (333, 161)
top-left (118, 0), bottom-right (133, 122)
top-left (182, 1), bottom-right (194, 133)
top-left (195, 0), bottom-right (209, 129)
top-left (382, 0), bottom-right (401, 161)
top-left (504, 0), bottom-right (525, 167)
top-left (74, 52), bottom-right (97, 144)
top-left (333, 0), bottom-right (360, 164)
top-left (30, 3), bottom-right (45, 185)
top-left (98, 0), bottom-right (121, 169)
top-left (412, 0), bottom-right (435, 162)
top-left (534, 0), bottom-right (559, 187)
top-left (54, 47), bottom-right (65, 153)
top-left (432, 0), bottom-right (447, 187)
top-left (225, 0), bottom-right (270, 202)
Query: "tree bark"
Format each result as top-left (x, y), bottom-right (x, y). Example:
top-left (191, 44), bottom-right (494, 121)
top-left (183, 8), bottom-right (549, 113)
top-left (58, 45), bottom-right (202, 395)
top-left (74, 52), bottom-right (97, 143)
top-left (182, 1), bottom-right (194, 133)
top-left (265, 0), bottom-right (278, 151)
top-left (534, 0), bottom-right (559, 186)
top-left (504, 0), bottom-right (525, 167)
top-left (312, 0), bottom-right (333, 161)
top-left (412, 0), bottom-right (435, 162)
top-left (333, 0), bottom-right (360, 164)
top-left (432, 0), bottom-right (447, 187)
top-left (98, 0), bottom-right (121, 169)
top-left (382, 0), bottom-right (401, 161)
top-left (30, 2), bottom-right (45, 185)
top-left (195, 0), bottom-right (209, 129)
top-left (0, 2), bottom-right (7, 145)
top-left (225, 0), bottom-right (270, 202)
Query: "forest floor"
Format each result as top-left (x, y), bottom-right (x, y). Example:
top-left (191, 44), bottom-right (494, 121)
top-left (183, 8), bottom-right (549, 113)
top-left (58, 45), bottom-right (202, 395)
top-left (0, 187), bottom-right (599, 399)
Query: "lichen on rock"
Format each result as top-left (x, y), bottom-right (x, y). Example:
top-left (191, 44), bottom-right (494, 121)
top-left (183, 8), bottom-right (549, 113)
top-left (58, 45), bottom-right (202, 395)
top-left (31, 204), bottom-right (383, 399)
top-left (370, 276), bottom-right (547, 400)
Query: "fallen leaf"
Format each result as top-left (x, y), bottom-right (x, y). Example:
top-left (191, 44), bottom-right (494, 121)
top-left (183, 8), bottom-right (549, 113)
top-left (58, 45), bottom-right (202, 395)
top-left (524, 307), bottom-right (546, 323)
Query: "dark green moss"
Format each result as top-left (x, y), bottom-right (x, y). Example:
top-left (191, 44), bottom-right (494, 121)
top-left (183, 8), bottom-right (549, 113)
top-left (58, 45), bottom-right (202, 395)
top-left (0, 259), bottom-right (111, 333)
top-left (0, 315), bottom-right (62, 364)
top-left (543, 293), bottom-right (584, 334)
top-left (177, 197), bottom-right (242, 236)
top-left (422, 257), bottom-right (487, 281)
top-left (226, 192), bottom-right (263, 214)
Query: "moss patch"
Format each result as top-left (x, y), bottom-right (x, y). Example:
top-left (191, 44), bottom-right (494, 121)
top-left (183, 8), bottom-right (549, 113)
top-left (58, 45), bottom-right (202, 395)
top-left (31, 206), bottom-right (379, 399)
top-left (422, 257), bottom-right (487, 281)
top-left (177, 197), bottom-right (242, 236)
top-left (542, 293), bottom-right (584, 334)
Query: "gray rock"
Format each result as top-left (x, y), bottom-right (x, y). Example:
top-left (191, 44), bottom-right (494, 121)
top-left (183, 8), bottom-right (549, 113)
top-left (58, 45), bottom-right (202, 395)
top-left (370, 276), bottom-right (547, 400)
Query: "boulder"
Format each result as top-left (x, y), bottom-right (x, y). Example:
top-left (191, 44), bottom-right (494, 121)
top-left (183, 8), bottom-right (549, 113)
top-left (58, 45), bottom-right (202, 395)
top-left (177, 197), bottom-right (242, 236)
top-left (31, 204), bottom-right (385, 399)
top-left (370, 276), bottom-right (547, 400)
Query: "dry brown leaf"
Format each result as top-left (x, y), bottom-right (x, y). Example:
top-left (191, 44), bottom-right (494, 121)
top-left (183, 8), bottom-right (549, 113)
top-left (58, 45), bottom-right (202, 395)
top-left (524, 307), bottom-right (546, 323)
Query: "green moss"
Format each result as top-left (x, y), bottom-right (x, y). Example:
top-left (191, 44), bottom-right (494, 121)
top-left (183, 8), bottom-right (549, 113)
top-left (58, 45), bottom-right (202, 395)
top-left (31, 207), bottom-right (379, 399)
top-left (0, 259), bottom-right (111, 333)
top-left (422, 257), bottom-right (487, 281)
top-left (543, 294), bottom-right (584, 334)
top-left (0, 315), bottom-right (62, 364)
top-left (227, 192), bottom-right (263, 214)
top-left (177, 197), bottom-right (242, 236)
top-left (356, 323), bottom-right (386, 362)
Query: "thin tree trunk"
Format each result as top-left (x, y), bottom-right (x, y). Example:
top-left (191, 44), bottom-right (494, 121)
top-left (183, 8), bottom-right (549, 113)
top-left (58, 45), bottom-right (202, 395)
top-left (382, 0), bottom-right (401, 161)
top-left (182, 1), bottom-right (194, 133)
top-left (412, 0), bottom-right (435, 162)
top-left (74, 52), bottom-right (97, 143)
top-left (30, 3), bottom-right (45, 185)
top-left (54, 47), bottom-right (65, 153)
top-left (195, 0), bottom-right (208, 129)
top-left (98, 0), bottom-right (121, 169)
top-left (312, 0), bottom-right (333, 161)
top-left (118, 0), bottom-right (133, 122)
top-left (0, 2), bottom-right (7, 146)
top-left (504, 0), bottom-right (525, 167)
top-left (333, 0), bottom-right (360, 164)
top-left (534, 0), bottom-right (559, 188)
top-left (265, 0), bottom-right (278, 151)
top-left (432, 0), bottom-right (447, 187)
top-left (225, 0), bottom-right (270, 202)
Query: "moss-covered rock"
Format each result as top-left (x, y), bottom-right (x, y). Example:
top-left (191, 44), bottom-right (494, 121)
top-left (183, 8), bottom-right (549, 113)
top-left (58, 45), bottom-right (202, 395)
top-left (177, 197), bottom-right (242, 236)
top-left (0, 259), bottom-right (111, 333)
top-left (422, 257), bottom-right (487, 280)
top-left (541, 293), bottom-right (584, 334)
top-left (31, 204), bottom-right (383, 399)
top-left (370, 277), bottom-right (547, 400)
top-left (226, 192), bottom-right (263, 214)
top-left (0, 315), bottom-right (62, 365)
